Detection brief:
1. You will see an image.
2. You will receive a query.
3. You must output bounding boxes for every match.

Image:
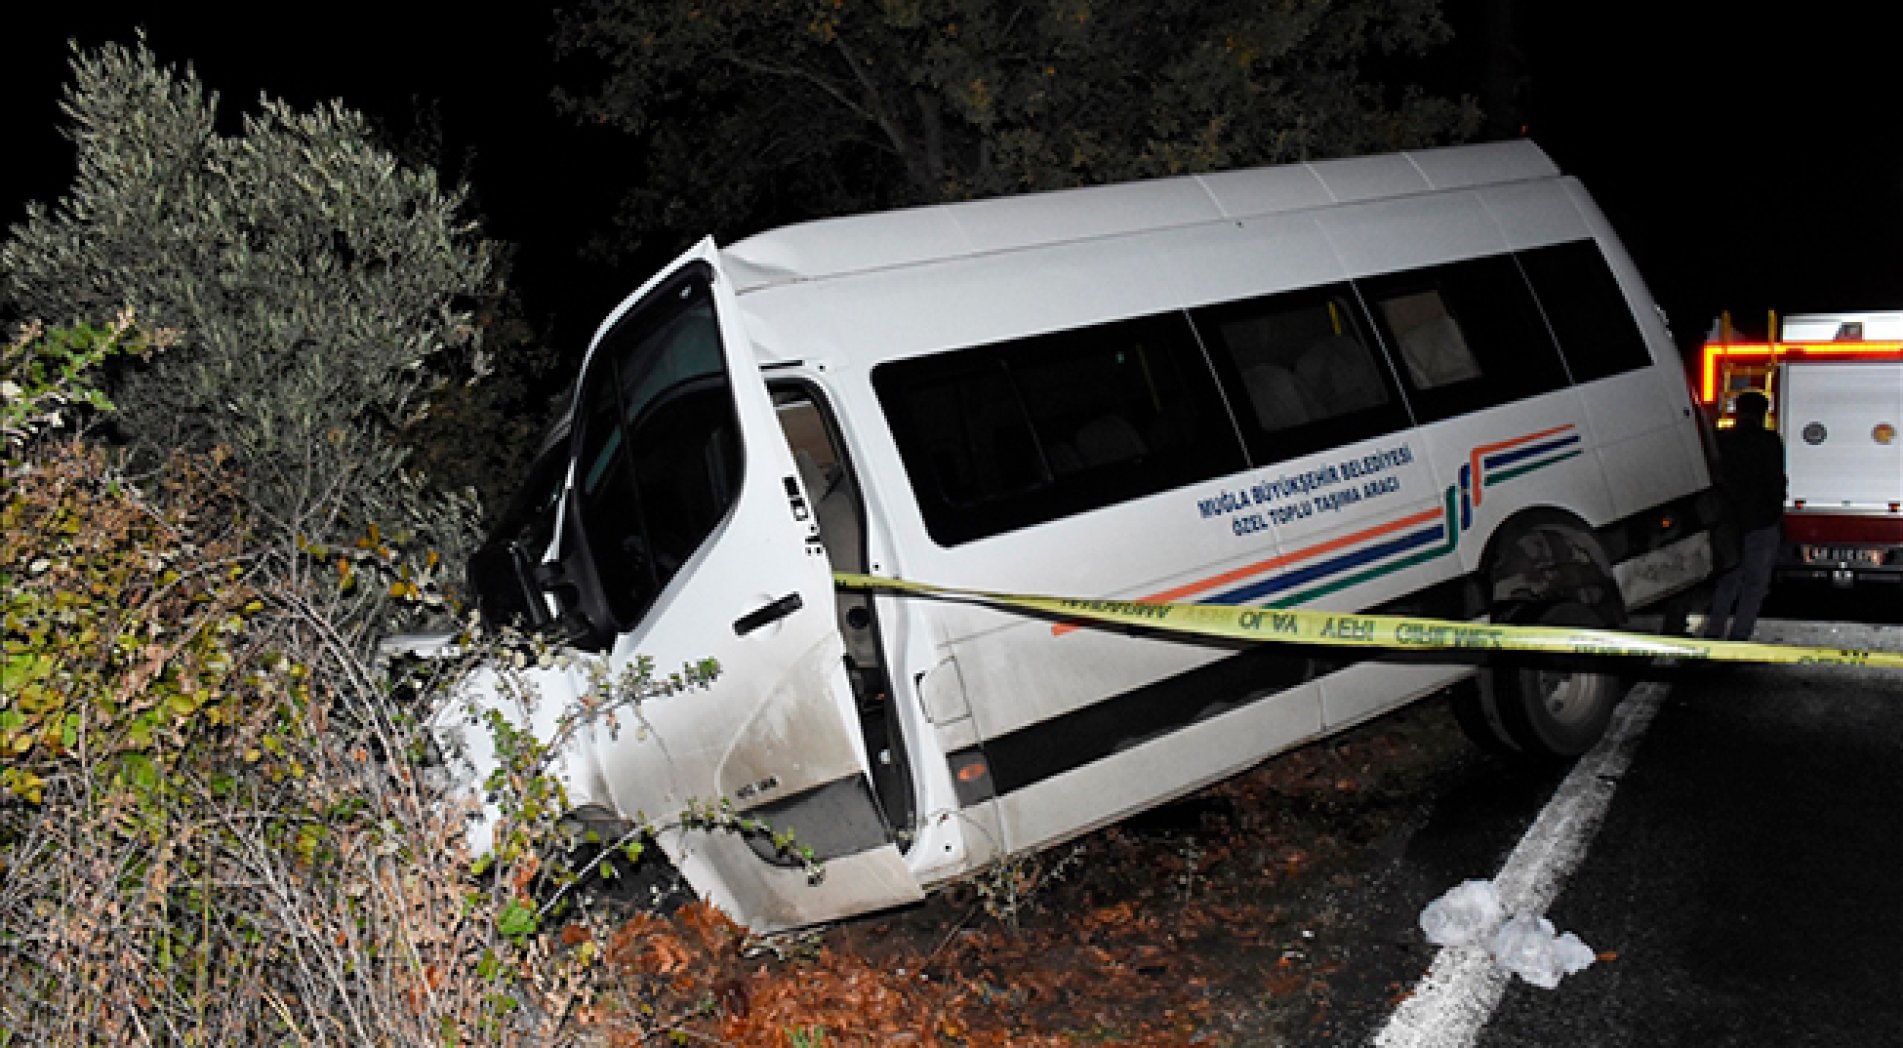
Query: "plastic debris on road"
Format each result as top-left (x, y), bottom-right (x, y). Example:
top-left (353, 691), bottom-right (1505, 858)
top-left (1490, 912), bottom-right (1596, 989)
top-left (1419, 879), bottom-right (1596, 989)
top-left (1420, 879), bottom-right (1505, 948)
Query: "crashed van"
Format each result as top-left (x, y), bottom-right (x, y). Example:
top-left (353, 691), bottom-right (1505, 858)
top-left (428, 140), bottom-right (1721, 931)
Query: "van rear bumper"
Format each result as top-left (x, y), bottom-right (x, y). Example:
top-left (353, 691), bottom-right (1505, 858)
top-left (1596, 487), bottom-right (1729, 611)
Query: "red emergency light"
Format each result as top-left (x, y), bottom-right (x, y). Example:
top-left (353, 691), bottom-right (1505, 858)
top-left (1700, 340), bottom-right (1903, 404)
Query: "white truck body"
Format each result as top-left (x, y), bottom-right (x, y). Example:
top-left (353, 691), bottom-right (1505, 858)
top-left (1773, 312), bottom-right (1903, 586)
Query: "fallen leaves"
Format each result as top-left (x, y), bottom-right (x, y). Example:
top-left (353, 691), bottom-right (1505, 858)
top-left (580, 699), bottom-right (1475, 1045)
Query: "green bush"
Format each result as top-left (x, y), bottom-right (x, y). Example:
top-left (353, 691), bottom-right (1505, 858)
top-left (0, 436), bottom-right (622, 1046)
top-left (0, 312), bottom-right (165, 454)
top-left (0, 320), bottom-right (608, 1044)
top-left (2, 35), bottom-right (497, 593)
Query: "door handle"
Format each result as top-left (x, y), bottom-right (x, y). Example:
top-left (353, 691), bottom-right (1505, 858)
top-left (734, 592), bottom-right (804, 636)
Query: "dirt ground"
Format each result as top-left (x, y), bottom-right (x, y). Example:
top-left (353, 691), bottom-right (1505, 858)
top-left (583, 690), bottom-right (1483, 1046)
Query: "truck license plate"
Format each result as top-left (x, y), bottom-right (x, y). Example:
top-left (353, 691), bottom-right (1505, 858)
top-left (1800, 545), bottom-right (1883, 566)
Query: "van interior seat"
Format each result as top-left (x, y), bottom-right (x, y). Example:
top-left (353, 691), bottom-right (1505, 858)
top-left (1397, 315), bottom-right (1484, 388)
top-left (1243, 363), bottom-right (1318, 431)
top-left (1295, 335), bottom-right (1387, 415)
top-left (1045, 442), bottom-right (1084, 476)
top-left (1073, 414), bottom-right (1147, 466)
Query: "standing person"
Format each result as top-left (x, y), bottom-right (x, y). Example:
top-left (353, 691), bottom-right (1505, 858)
top-left (1703, 390), bottom-right (1787, 640)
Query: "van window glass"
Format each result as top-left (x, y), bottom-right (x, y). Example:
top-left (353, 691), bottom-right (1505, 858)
top-left (1358, 255), bottom-right (1569, 423)
top-left (1517, 240), bottom-right (1655, 382)
top-left (875, 311), bottom-right (1244, 546)
top-left (1189, 284), bottom-right (1413, 466)
top-left (1377, 291), bottom-right (1484, 388)
top-left (572, 276), bottom-right (740, 627)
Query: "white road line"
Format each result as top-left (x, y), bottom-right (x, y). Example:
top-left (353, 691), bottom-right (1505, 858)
top-left (1373, 681), bottom-right (1667, 1048)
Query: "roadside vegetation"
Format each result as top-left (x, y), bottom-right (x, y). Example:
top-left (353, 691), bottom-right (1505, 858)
top-left (5, 14), bottom-right (1480, 1044)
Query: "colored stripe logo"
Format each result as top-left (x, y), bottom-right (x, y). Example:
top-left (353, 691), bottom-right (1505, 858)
top-left (1467, 424), bottom-right (1579, 507)
top-left (1053, 425), bottom-right (1583, 635)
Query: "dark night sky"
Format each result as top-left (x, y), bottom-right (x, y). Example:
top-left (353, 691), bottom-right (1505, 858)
top-left (5, 4), bottom-right (1899, 358)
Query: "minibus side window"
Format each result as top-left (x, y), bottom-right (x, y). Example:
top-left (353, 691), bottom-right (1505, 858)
top-left (1358, 255), bottom-right (1569, 423)
top-left (1375, 290), bottom-right (1484, 388)
top-left (572, 278), bottom-right (740, 629)
top-left (875, 311), bottom-right (1244, 546)
top-left (1516, 240), bottom-right (1655, 382)
top-left (1188, 284), bottom-right (1413, 467)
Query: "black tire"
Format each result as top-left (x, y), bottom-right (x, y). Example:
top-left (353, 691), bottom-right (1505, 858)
top-left (1449, 676), bottom-right (1523, 756)
top-left (1484, 601), bottom-right (1628, 758)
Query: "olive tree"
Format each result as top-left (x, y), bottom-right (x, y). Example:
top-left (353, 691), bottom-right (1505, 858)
top-left (3, 36), bottom-right (496, 557)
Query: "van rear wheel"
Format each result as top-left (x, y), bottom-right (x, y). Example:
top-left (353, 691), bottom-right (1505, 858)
top-left (1484, 601), bottom-right (1627, 758)
top-left (1449, 676), bottom-right (1522, 756)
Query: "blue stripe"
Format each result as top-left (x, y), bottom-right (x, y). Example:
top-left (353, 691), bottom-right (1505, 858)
top-left (1483, 433), bottom-right (1580, 471)
top-left (1212, 523), bottom-right (1446, 605)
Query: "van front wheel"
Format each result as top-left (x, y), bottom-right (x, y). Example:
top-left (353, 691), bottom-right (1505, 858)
top-left (1483, 601), bottom-right (1628, 758)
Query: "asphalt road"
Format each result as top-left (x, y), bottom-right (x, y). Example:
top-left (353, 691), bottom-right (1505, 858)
top-left (1476, 622), bottom-right (1903, 1048)
top-left (1315, 598), bottom-right (1903, 1048)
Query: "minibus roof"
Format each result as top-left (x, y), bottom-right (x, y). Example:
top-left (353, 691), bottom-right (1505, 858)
top-left (721, 139), bottom-right (1561, 294)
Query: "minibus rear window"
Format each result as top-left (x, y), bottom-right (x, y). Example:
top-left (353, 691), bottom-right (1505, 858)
top-left (1358, 254), bottom-right (1570, 423)
top-left (1516, 240), bottom-right (1655, 382)
top-left (875, 311), bottom-right (1245, 546)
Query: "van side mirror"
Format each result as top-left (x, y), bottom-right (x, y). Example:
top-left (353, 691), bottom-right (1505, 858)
top-left (468, 541), bottom-right (555, 631)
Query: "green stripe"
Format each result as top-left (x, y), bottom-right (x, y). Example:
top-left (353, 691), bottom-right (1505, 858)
top-left (1488, 448), bottom-right (1583, 486)
top-left (1273, 486), bottom-right (1461, 608)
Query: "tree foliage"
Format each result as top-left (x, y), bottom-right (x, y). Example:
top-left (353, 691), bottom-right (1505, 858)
top-left (0, 311), bottom-right (167, 453)
top-left (554, 0), bottom-right (1482, 255)
top-left (2, 36), bottom-right (496, 555)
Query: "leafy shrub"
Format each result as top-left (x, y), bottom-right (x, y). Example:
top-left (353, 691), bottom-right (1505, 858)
top-left (0, 427), bottom-right (781, 1045)
top-left (0, 312), bottom-right (166, 454)
top-left (0, 432), bottom-right (634, 1045)
top-left (2, 35), bottom-right (497, 597)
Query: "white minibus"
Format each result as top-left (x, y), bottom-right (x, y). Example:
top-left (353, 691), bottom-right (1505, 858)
top-left (438, 139), bottom-right (1721, 931)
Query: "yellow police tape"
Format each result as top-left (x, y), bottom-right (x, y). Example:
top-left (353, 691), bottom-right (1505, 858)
top-left (833, 573), bottom-right (1903, 670)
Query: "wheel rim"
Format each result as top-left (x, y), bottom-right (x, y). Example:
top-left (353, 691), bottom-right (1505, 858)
top-left (1534, 666), bottom-right (1617, 729)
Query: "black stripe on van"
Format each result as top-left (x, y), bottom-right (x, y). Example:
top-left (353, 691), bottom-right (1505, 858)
top-left (949, 574), bottom-right (1480, 801)
top-left (942, 491), bottom-right (1720, 804)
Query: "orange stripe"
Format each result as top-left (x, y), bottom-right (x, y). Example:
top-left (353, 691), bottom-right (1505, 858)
top-left (1468, 424), bottom-right (1573, 507)
top-left (1050, 504), bottom-right (1445, 637)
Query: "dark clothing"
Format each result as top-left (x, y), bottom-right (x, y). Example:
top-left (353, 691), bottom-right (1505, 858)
top-left (1712, 424), bottom-right (1787, 530)
top-left (1704, 524), bottom-right (1778, 641)
top-left (1703, 420), bottom-right (1786, 641)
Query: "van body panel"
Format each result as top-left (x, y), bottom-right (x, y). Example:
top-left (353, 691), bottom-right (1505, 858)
top-left (721, 140), bottom-right (1564, 296)
top-left (995, 669), bottom-right (1321, 854)
top-left (1322, 660), bottom-right (1472, 733)
top-left (1403, 139), bottom-right (1560, 188)
top-left (1471, 179), bottom-right (1591, 250)
top-left (1404, 392), bottom-right (1606, 575)
top-left (571, 239), bottom-right (920, 923)
top-left (441, 141), bottom-right (1719, 932)
top-left (1316, 192), bottom-right (1506, 276)
top-left (1193, 164), bottom-right (1335, 217)
top-left (1150, 212), bottom-right (1341, 312)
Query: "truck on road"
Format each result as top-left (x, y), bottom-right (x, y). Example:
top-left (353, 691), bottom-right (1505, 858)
top-left (1701, 311), bottom-right (1903, 588)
